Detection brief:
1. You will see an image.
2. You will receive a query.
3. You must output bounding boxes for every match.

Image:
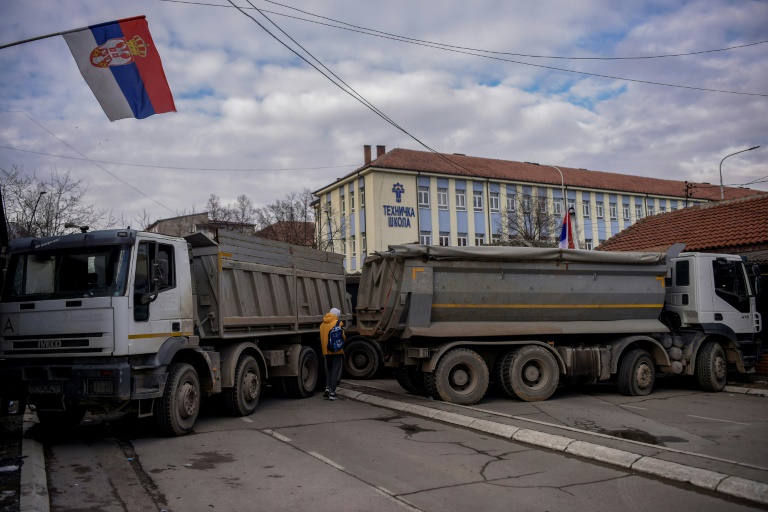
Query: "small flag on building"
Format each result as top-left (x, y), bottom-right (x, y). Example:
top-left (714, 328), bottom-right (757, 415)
top-left (558, 211), bottom-right (574, 249)
top-left (63, 16), bottom-right (175, 121)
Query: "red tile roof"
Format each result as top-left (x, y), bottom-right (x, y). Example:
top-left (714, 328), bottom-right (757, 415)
top-left (343, 148), bottom-right (763, 201)
top-left (597, 194), bottom-right (768, 254)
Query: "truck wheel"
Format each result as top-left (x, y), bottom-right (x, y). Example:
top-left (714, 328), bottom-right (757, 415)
top-left (37, 405), bottom-right (86, 429)
top-left (494, 352), bottom-right (516, 398)
top-left (394, 367), bottom-right (427, 395)
top-left (617, 349), bottom-right (655, 396)
top-left (223, 354), bottom-right (261, 416)
top-left (284, 346), bottom-right (319, 398)
top-left (501, 346), bottom-right (559, 402)
top-left (157, 363), bottom-right (200, 436)
top-left (433, 348), bottom-right (489, 405)
top-left (423, 372), bottom-right (439, 399)
top-left (695, 342), bottom-right (727, 392)
top-left (344, 338), bottom-right (380, 379)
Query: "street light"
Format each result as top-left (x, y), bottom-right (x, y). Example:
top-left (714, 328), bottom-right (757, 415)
top-left (720, 146), bottom-right (760, 200)
top-left (545, 165), bottom-right (566, 215)
top-left (27, 190), bottom-right (46, 236)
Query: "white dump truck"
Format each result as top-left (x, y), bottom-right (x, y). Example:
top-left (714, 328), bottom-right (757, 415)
top-left (0, 229), bottom-right (349, 435)
top-left (355, 244), bottom-right (763, 404)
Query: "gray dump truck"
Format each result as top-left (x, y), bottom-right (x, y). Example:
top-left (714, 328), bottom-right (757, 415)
top-left (0, 229), bottom-right (350, 435)
top-left (356, 244), bottom-right (763, 405)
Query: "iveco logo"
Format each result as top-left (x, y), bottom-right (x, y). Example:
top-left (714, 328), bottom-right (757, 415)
top-left (38, 340), bottom-right (62, 349)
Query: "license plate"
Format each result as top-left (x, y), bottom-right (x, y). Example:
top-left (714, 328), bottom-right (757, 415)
top-left (28, 381), bottom-right (62, 394)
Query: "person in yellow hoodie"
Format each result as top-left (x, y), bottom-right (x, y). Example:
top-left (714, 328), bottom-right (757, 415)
top-left (319, 307), bottom-right (345, 400)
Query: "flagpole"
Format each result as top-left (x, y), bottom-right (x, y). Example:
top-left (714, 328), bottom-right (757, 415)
top-left (0, 16), bottom-right (146, 50)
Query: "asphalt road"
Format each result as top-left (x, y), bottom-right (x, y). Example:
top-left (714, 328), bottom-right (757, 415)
top-left (33, 380), bottom-right (768, 512)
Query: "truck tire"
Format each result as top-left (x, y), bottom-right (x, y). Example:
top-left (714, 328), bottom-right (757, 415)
top-left (157, 363), bottom-right (200, 436)
top-left (617, 348), bottom-right (655, 396)
top-left (423, 371), bottom-right (439, 399)
top-left (284, 346), bottom-right (319, 398)
top-left (394, 367), bottom-right (427, 395)
top-left (695, 342), bottom-right (727, 392)
top-left (37, 405), bottom-right (86, 429)
top-left (433, 348), bottom-right (489, 405)
top-left (223, 354), bottom-right (261, 416)
top-left (501, 346), bottom-right (559, 402)
top-left (344, 337), bottom-right (380, 379)
top-left (494, 352), bottom-right (516, 398)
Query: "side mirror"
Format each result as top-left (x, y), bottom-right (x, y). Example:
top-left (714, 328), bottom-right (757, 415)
top-left (751, 264), bottom-right (762, 276)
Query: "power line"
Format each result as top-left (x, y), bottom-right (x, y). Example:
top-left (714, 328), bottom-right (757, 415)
top-left (226, 0), bottom-right (486, 180)
top-left (163, 0), bottom-right (768, 61)
top-left (160, 0), bottom-right (767, 96)
top-left (0, 106), bottom-right (176, 214)
top-left (0, 144), bottom-right (358, 172)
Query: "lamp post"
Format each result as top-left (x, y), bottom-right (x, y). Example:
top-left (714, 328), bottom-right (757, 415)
top-left (546, 165), bottom-right (566, 215)
top-left (27, 190), bottom-right (46, 237)
top-left (720, 146), bottom-right (760, 200)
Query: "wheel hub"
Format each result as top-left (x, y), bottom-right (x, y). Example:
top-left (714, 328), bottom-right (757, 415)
top-left (244, 372), bottom-right (258, 401)
top-left (179, 382), bottom-right (198, 419)
top-left (353, 353), bottom-right (368, 367)
top-left (714, 355), bottom-right (726, 380)
top-left (636, 363), bottom-right (652, 389)
top-left (523, 364), bottom-right (541, 383)
top-left (452, 369), bottom-right (469, 387)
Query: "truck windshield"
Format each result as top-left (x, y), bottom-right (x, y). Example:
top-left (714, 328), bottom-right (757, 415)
top-left (2, 245), bottom-right (131, 301)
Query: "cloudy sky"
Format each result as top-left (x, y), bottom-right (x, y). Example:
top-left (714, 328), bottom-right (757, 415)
top-left (1, 0), bottom-right (766, 226)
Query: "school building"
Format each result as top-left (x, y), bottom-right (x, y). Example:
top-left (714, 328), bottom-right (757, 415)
top-left (313, 145), bottom-right (759, 272)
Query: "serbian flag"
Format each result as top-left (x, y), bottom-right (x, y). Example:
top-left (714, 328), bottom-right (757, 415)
top-left (63, 16), bottom-right (175, 121)
top-left (558, 211), bottom-right (575, 249)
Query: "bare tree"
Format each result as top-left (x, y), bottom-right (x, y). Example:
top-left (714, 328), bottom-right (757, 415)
top-left (206, 194), bottom-right (231, 223)
top-left (496, 191), bottom-right (560, 247)
top-left (314, 200), bottom-right (348, 253)
top-left (231, 194), bottom-right (254, 234)
top-left (1, 166), bottom-right (106, 239)
top-left (254, 189), bottom-right (317, 247)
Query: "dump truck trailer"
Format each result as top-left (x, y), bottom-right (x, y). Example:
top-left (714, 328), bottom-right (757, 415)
top-left (355, 244), bottom-right (762, 404)
top-left (0, 229), bottom-right (349, 435)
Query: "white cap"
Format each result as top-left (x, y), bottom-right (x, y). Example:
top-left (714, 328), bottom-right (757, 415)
top-left (330, 307), bottom-right (341, 317)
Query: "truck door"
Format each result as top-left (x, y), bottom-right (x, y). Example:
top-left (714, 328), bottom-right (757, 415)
top-left (711, 259), bottom-right (754, 336)
top-left (130, 240), bottom-right (183, 354)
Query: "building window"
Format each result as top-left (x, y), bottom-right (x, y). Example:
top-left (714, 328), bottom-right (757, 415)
top-left (610, 203), bottom-right (617, 220)
top-left (659, 205), bottom-right (666, 214)
top-left (490, 192), bottom-right (500, 212)
top-left (350, 235), bottom-right (356, 258)
top-left (582, 200), bottom-right (591, 218)
top-left (361, 233), bottom-right (367, 255)
top-left (596, 201), bottom-right (604, 219)
top-left (350, 190), bottom-right (355, 213)
top-left (553, 199), bottom-right (562, 216)
top-left (439, 233), bottom-right (450, 246)
top-left (437, 188), bottom-right (448, 210)
top-left (457, 234), bottom-right (468, 246)
top-left (418, 186), bottom-right (429, 208)
top-left (585, 239), bottom-right (593, 251)
top-left (522, 194), bottom-right (531, 213)
top-left (507, 194), bottom-right (516, 212)
top-left (456, 190), bottom-right (466, 211)
top-left (419, 231), bottom-right (431, 245)
top-left (491, 234), bottom-right (501, 244)
top-left (623, 204), bottom-right (630, 221)
top-left (475, 236), bottom-right (485, 246)
top-left (340, 194), bottom-right (346, 216)
top-left (647, 206), bottom-right (654, 216)
top-left (360, 187), bottom-right (365, 209)
top-left (636, 206), bottom-right (643, 219)
top-left (473, 191), bottom-right (483, 211)
top-left (568, 200), bottom-right (575, 212)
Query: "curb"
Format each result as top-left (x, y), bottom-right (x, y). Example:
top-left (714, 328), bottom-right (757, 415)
top-left (337, 387), bottom-right (768, 506)
top-left (724, 386), bottom-right (768, 397)
top-left (19, 412), bottom-right (48, 512)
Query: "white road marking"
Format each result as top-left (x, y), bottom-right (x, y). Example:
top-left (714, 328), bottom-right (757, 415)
top-left (620, 405), bottom-right (648, 410)
top-left (687, 415), bottom-right (751, 426)
top-left (309, 451), bottom-right (345, 471)
top-left (240, 417), bottom-right (254, 423)
top-left (262, 429), bottom-right (292, 442)
top-left (373, 487), bottom-right (422, 512)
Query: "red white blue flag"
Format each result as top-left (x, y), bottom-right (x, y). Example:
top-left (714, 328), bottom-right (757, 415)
top-left (558, 211), bottom-right (575, 249)
top-left (63, 16), bottom-right (175, 121)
